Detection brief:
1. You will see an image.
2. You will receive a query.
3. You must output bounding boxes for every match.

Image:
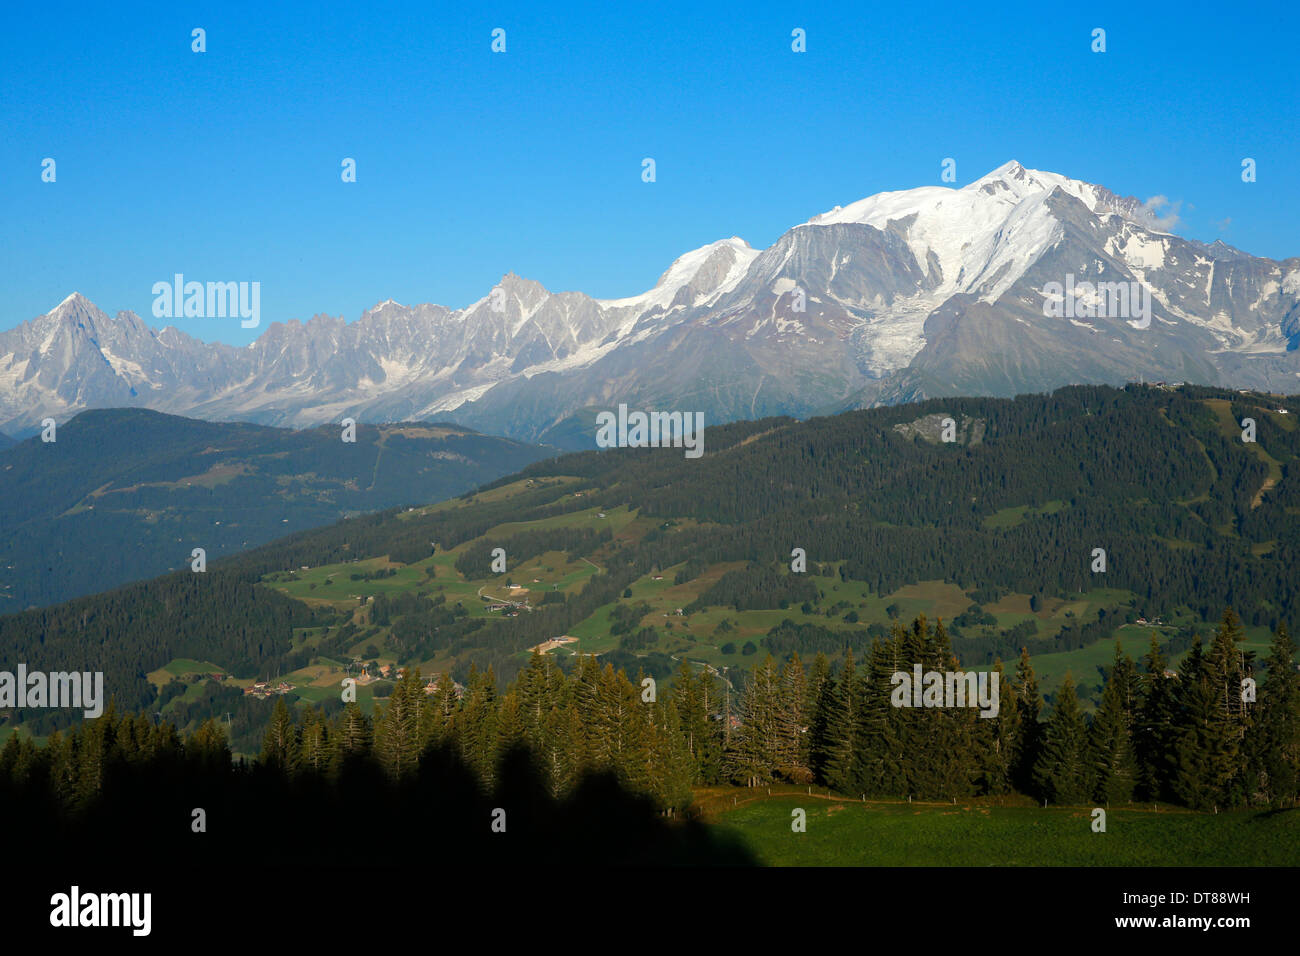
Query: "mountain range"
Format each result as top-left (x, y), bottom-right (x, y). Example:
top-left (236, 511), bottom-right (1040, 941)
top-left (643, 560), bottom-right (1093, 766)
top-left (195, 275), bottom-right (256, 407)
top-left (4, 162), bottom-right (1299, 446)
top-left (0, 408), bottom-right (551, 608)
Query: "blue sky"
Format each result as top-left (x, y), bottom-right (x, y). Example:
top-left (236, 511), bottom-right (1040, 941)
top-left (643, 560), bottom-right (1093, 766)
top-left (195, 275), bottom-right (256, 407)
top-left (3, 0), bottom-right (1296, 345)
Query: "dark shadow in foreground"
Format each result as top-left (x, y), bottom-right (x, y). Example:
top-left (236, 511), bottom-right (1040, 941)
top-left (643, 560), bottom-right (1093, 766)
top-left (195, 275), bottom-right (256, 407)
top-left (0, 742), bottom-right (757, 866)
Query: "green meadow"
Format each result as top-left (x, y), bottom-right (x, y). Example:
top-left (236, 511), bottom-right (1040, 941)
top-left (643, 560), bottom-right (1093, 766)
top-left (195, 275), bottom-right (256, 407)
top-left (704, 790), bottom-right (1300, 866)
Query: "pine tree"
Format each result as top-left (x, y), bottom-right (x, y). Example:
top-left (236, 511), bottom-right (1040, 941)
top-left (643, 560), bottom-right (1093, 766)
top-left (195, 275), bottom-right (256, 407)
top-left (516, 651), bottom-right (553, 748)
top-left (1087, 644), bottom-right (1139, 804)
top-left (73, 705), bottom-right (113, 807)
top-left (671, 660), bottom-right (701, 781)
top-left (572, 655), bottom-right (608, 768)
top-left (1252, 625), bottom-right (1300, 807)
top-left (260, 696), bottom-right (299, 774)
top-left (334, 702), bottom-right (373, 767)
top-left (982, 658), bottom-right (1019, 795)
top-left (376, 669), bottom-right (424, 779)
top-left (188, 717), bottom-right (232, 774)
top-left (427, 670), bottom-right (459, 746)
top-left (0, 733), bottom-right (23, 780)
top-left (130, 714), bottom-right (156, 763)
top-left (456, 664), bottom-right (500, 789)
top-left (858, 636), bottom-right (904, 796)
top-left (930, 618), bottom-right (978, 800)
top-left (1203, 609), bottom-right (1251, 806)
top-left (726, 655), bottom-right (782, 785)
top-left (149, 721), bottom-right (182, 764)
top-left (1032, 674), bottom-right (1089, 805)
top-left (823, 649), bottom-right (859, 794)
top-left (606, 666), bottom-right (653, 794)
top-left (1169, 639), bottom-right (1225, 810)
top-left (805, 653), bottom-right (835, 783)
top-left (1135, 634), bottom-right (1176, 801)
top-left (672, 660), bottom-right (722, 784)
top-left (7, 733), bottom-right (44, 789)
top-left (1012, 647), bottom-right (1043, 794)
top-left (777, 654), bottom-right (810, 781)
top-left (495, 690), bottom-right (526, 757)
top-left (649, 698), bottom-right (696, 810)
top-left (537, 699), bottom-right (581, 799)
top-left (46, 729), bottom-right (78, 809)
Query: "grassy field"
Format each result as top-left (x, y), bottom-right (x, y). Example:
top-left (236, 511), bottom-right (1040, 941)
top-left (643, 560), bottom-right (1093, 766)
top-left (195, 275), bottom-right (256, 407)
top-left (235, 467), bottom-right (1293, 709)
top-left (983, 498), bottom-right (1067, 529)
top-left (255, 533), bottom-right (1246, 702)
top-left (145, 658), bottom-right (229, 688)
top-left (403, 475), bottom-right (585, 516)
top-left (700, 788), bottom-right (1300, 866)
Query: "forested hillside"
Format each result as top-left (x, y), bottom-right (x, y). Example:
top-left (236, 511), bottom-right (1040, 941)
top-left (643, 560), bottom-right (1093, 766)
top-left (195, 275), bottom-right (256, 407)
top-left (3, 383), bottom-right (1298, 760)
top-left (0, 408), bottom-right (552, 607)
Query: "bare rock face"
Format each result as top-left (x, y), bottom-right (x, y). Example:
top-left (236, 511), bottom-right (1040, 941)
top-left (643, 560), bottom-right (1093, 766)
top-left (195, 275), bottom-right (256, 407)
top-left (893, 413), bottom-right (985, 446)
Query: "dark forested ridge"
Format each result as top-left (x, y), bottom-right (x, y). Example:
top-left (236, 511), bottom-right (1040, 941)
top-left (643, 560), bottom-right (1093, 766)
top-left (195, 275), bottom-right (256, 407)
top-left (0, 407), bottom-right (553, 608)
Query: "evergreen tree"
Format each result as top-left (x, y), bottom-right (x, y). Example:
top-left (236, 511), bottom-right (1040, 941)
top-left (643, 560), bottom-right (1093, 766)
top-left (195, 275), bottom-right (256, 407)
top-left (572, 655), bottom-right (609, 768)
top-left (334, 702), bottom-right (372, 768)
top-left (858, 636), bottom-right (905, 796)
top-left (929, 618), bottom-right (979, 799)
top-left (1032, 674), bottom-right (1089, 805)
top-left (1135, 634), bottom-right (1176, 801)
top-left (537, 699), bottom-right (581, 799)
top-left (1087, 644), bottom-right (1139, 804)
top-left (46, 728), bottom-right (78, 809)
top-left (726, 655), bottom-right (782, 785)
top-left (607, 666), bottom-right (653, 794)
top-left (1203, 609), bottom-right (1251, 806)
top-left (427, 670), bottom-right (459, 745)
top-left (376, 669), bottom-right (424, 779)
top-left (1012, 647), bottom-right (1043, 794)
top-left (1169, 639), bottom-right (1223, 809)
top-left (823, 649), bottom-right (860, 794)
top-left (456, 664), bottom-right (500, 789)
top-left (777, 654), bottom-right (810, 782)
top-left (188, 717), bottom-right (233, 774)
top-left (516, 651), bottom-right (553, 748)
top-left (1252, 625), bottom-right (1300, 807)
top-left (72, 706), bottom-right (113, 808)
top-left (260, 696), bottom-right (299, 774)
top-left (495, 690), bottom-right (526, 757)
top-left (649, 698), bottom-right (696, 810)
top-left (981, 658), bottom-right (1019, 795)
top-left (805, 653), bottom-right (835, 784)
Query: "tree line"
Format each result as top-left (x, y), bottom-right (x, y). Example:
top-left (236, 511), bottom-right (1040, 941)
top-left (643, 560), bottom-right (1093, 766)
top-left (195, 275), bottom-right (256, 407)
top-left (5, 608), bottom-right (1295, 821)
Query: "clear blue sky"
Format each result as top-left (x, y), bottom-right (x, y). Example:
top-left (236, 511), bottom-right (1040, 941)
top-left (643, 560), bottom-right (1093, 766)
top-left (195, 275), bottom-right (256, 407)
top-left (3, 0), bottom-right (1296, 345)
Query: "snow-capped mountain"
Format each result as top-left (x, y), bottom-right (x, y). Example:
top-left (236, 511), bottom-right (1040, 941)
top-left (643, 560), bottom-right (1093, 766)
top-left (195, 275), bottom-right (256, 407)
top-left (4, 162), bottom-right (1299, 444)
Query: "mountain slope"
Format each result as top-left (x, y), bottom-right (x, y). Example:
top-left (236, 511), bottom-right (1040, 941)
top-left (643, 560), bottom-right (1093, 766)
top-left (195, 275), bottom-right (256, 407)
top-left (4, 383), bottom-right (1297, 744)
top-left (4, 164), bottom-right (1299, 444)
top-left (0, 408), bottom-right (553, 608)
